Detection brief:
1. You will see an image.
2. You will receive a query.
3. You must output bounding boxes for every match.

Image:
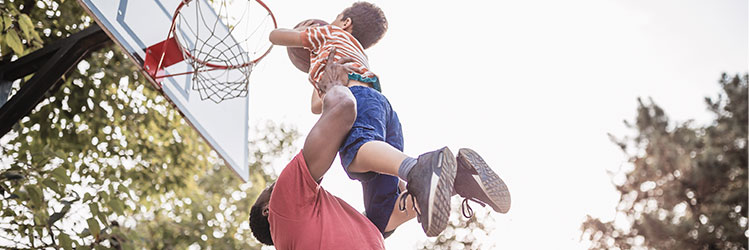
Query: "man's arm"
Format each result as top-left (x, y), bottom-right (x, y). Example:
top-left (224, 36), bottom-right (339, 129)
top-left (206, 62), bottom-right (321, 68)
top-left (302, 48), bottom-right (356, 181)
top-left (310, 49), bottom-right (357, 115)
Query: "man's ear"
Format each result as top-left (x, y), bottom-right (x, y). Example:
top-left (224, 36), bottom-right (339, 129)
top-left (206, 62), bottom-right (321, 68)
top-left (262, 206), bottom-right (270, 217)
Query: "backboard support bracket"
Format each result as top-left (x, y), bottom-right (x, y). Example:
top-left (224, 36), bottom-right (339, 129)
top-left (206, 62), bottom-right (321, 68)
top-left (143, 36), bottom-right (185, 85)
top-left (0, 25), bottom-right (112, 137)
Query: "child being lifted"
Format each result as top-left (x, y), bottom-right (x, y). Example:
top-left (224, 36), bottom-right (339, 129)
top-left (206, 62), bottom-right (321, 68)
top-left (267, 1), bottom-right (510, 238)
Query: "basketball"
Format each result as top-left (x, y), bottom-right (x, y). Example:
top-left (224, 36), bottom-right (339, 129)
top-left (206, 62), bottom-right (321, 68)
top-left (287, 19), bottom-right (329, 73)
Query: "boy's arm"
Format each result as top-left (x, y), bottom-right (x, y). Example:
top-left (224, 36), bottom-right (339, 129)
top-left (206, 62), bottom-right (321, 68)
top-left (269, 28), bottom-right (305, 47)
top-left (311, 88), bottom-right (322, 114)
top-left (269, 20), bottom-right (322, 47)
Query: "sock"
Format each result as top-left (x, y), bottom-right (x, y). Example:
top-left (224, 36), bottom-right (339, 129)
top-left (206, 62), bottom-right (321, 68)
top-left (398, 157), bottom-right (417, 180)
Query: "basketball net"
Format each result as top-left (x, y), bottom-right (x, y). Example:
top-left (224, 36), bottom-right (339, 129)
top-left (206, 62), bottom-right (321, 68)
top-left (145, 0), bottom-right (277, 103)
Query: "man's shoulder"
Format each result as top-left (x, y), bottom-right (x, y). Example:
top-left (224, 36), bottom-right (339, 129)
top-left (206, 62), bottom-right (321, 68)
top-left (271, 151), bottom-right (319, 206)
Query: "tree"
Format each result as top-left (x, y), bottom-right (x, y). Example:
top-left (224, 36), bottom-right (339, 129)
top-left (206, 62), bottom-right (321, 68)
top-left (418, 197), bottom-right (497, 250)
top-left (0, 1), bottom-right (298, 249)
top-left (581, 74), bottom-right (748, 249)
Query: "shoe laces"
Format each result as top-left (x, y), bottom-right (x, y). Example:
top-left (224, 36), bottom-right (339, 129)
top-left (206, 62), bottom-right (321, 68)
top-left (460, 196), bottom-right (486, 218)
top-left (398, 191), bottom-right (421, 221)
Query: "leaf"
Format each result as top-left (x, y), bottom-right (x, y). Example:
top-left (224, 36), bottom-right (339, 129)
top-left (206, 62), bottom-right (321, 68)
top-left (90, 202), bottom-right (108, 225)
top-left (5, 29), bottom-right (23, 55)
top-left (109, 199), bottom-right (124, 216)
top-left (89, 202), bottom-right (100, 216)
top-left (2, 16), bottom-right (10, 31)
top-left (86, 217), bottom-right (100, 238)
top-left (79, 228), bottom-right (91, 238)
top-left (19, 224), bottom-right (27, 238)
top-left (83, 193), bottom-right (94, 203)
top-left (42, 178), bottom-right (62, 195)
top-left (34, 211), bottom-right (49, 226)
top-left (58, 233), bottom-right (73, 250)
top-left (98, 191), bottom-right (109, 202)
top-left (25, 185), bottom-right (42, 206)
top-left (89, 202), bottom-right (107, 220)
top-left (51, 167), bottom-right (71, 184)
top-left (18, 14), bottom-right (33, 41)
top-left (118, 185), bottom-right (131, 199)
top-left (78, 245), bottom-right (92, 250)
top-left (3, 207), bottom-right (16, 217)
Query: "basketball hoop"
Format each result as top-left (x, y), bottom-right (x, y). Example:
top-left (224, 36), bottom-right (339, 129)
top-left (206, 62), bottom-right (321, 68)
top-left (144, 0), bottom-right (277, 103)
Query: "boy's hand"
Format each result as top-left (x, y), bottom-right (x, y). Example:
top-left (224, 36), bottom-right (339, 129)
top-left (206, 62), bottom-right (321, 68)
top-left (317, 47), bottom-right (356, 95)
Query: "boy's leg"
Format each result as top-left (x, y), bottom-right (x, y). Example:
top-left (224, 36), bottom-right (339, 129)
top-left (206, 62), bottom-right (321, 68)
top-left (340, 87), bottom-right (455, 237)
top-left (454, 148), bottom-right (512, 213)
top-left (351, 142), bottom-right (456, 236)
top-left (384, 180), bottom-right (417, 232)
top-left (347, 140), bottom-right (406, 176)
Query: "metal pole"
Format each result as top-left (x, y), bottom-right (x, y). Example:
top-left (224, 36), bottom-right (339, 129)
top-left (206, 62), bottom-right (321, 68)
top-left (0, 25), bottom-right (111, 137)
top-left (0, 79), bottom-right (11, 108)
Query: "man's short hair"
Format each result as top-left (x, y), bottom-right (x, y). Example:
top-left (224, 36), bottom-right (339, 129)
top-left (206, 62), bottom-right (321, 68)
top-left (249, 204), bottom-right (273, 245)
top-left (342, 2), bottom-right (388, 49)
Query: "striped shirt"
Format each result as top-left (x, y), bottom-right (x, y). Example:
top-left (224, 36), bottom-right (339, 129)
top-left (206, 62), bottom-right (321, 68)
top-left (301, 25), bottom-right (378, 91)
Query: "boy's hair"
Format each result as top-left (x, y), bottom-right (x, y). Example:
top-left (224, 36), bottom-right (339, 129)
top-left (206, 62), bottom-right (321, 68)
top-left (249, 204), bottom-right (273, 245)
top-left (342, 2), bottom-right (388, 49)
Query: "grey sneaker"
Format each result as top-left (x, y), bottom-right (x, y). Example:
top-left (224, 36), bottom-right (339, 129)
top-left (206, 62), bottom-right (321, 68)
top-left (399, 147), bottom-right (457, 237)
top-left (454, 148), bottom-right (511, 214)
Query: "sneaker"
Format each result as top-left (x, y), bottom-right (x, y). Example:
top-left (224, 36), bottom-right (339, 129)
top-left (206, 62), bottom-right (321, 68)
top-left (454, 148), bottom-right (511, 214)
top-left (399, 147), bottom-right (457, 237)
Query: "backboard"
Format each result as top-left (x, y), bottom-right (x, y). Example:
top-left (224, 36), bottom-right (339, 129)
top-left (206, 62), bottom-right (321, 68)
top-left (78, 0), bottom-right (264, 182)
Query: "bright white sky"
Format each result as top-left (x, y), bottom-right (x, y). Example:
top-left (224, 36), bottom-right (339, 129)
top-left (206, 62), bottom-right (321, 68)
top-left (247, 0), bottom-right (748, 249)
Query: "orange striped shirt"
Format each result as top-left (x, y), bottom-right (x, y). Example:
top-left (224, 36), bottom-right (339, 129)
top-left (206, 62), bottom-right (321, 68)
top-left (301, 25), bottom-right (377, 90)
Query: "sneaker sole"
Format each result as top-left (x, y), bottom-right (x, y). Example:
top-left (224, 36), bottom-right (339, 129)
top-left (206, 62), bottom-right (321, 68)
top-left (457, 148), bottom-right (511, 213)
top-left (424, 147), bottom-right (457, 237)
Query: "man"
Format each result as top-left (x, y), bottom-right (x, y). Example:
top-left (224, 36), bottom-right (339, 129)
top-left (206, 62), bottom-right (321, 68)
top-left (249, 50), bottom-right (417, 249)
top-left (250, 49), bottom-right (510, 249)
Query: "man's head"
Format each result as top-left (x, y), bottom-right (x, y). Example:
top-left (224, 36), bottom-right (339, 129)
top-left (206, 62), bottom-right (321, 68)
top-left (331, 2), bottom-right (388, 49)
top-left (250, 182), bottom-right (275, 245)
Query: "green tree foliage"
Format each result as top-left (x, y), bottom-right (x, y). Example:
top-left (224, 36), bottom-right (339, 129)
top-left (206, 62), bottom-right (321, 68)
top-left (0, 0), bottom-right (45, 57)
top-left (0, 1), bottom-right (298, 249)
top-left (581, 74), bottom-right (748, 249)
top-left (418, 197), bottom-right (497, 250)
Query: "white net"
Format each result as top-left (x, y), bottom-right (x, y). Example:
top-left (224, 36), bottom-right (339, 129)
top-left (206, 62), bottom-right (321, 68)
top-left (173, 0), bottom-right (275, 103)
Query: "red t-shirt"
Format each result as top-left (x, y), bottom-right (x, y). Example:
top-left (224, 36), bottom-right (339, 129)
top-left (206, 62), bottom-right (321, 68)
top-left (268, 151), bottom-right (385, 250)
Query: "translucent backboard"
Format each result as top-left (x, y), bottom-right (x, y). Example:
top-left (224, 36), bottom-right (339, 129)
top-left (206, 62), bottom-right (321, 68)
top-left (78, 0), bottom-right (252, 182)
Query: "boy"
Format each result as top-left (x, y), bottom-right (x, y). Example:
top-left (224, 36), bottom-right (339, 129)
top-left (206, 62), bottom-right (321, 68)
top-left (269, 2), bottom-right (510, 237)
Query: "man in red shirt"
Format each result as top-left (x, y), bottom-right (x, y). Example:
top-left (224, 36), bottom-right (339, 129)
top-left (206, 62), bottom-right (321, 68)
top-left (249, 50), bottom-right (415, 249)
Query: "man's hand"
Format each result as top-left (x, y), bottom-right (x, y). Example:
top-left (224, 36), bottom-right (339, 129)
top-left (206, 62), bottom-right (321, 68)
top-left (317, 47), bottom-right (356, 95)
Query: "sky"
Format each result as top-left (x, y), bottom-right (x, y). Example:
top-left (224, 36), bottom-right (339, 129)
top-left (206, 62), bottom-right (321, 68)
top-left (244, 0), bottom-right (748, 249)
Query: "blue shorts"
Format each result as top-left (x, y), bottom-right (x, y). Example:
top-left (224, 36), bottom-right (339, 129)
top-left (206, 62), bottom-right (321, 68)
top-left (339, 85), bottom-right (403, 234)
